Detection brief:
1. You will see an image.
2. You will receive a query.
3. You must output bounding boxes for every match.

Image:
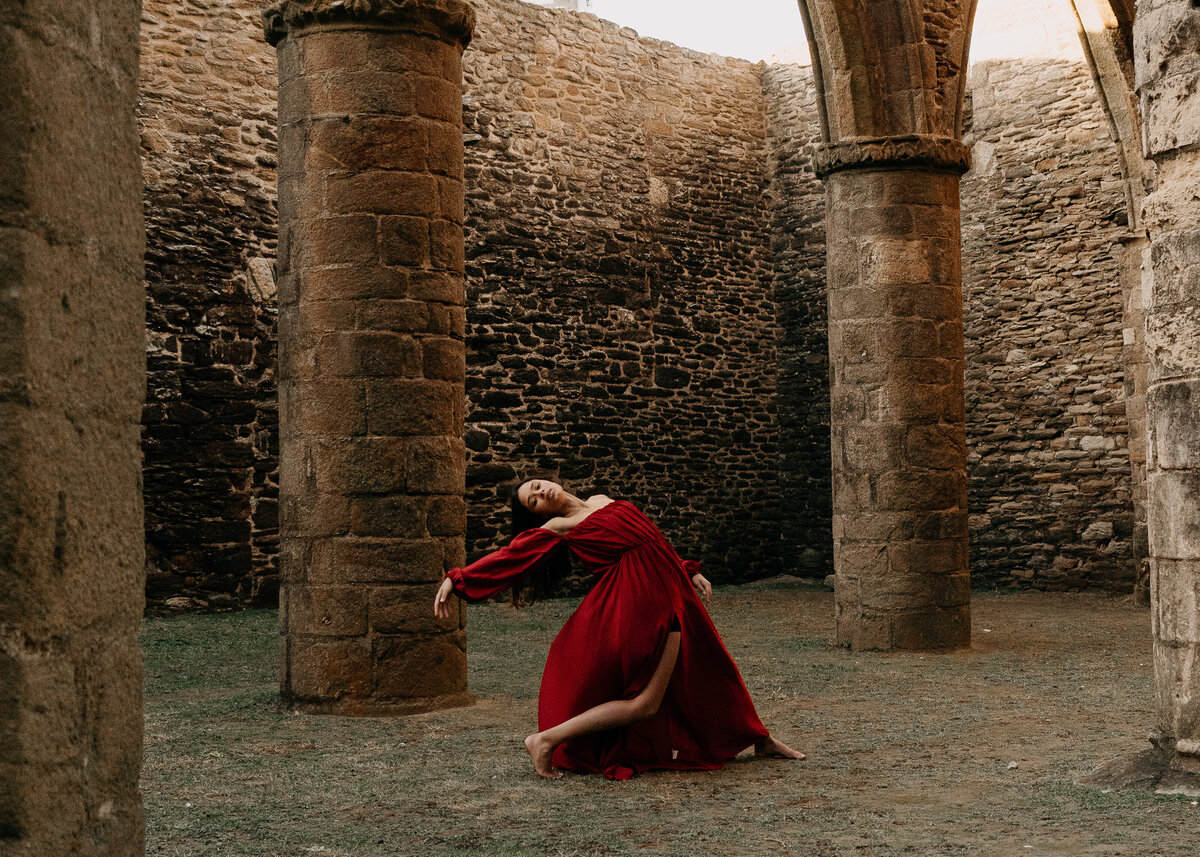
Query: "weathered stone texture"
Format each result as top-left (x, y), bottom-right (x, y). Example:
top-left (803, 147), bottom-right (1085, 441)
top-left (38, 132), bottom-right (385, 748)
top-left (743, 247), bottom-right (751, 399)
top-left (1121, 233), bottom-right (1151, 601)
top-left (459, 0), bottom-right (782, 579)
top-left (824, 163), bottom-right (971, 651)
top-left (137, 0), bottom-right (1146, 603)
top-left (797, 0), bottom-right (974, 140)
top-left (762, 63), bottom-right (833, 577)
top-left (1, 0), bottom-right (146, 852)
top-left (923, 0), bottom-right (970, 110)
top-left (1134, 0), bottom-right (1200, 762)
top-left (271, 0), bottom-right (474, 713)
top-left (139, 0), bottom-right (281, 610)
top-left (961, 57), bottom-right (1134, 592)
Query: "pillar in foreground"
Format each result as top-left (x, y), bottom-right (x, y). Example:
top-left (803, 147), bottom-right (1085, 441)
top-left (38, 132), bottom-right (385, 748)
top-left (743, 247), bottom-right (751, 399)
top-left (264, 0), bottom-right (475, 714)
top-left (1, 0), bottom-right (146, 851)
top-left (1136, 0), bottom-right (1200, 774)
top-left (815, 137), bottom-right (972, 652)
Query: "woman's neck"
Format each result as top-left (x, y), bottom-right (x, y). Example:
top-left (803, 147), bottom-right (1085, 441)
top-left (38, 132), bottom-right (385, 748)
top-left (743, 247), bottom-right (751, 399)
top-left (558, 493), bottom-right (591, 518)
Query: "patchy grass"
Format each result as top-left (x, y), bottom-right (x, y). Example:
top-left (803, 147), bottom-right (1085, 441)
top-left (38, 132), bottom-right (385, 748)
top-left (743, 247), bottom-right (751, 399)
top-left (142, 583), bottom-right (1200, 856)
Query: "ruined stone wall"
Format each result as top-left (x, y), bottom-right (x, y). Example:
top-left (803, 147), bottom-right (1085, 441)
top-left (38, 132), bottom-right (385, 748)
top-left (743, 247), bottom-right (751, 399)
top-left (759, 42), bottom-right (1136, 592)
top-left (761, 62), bottom-right (832, 577)
top-left (139, 0), bottom-right (280, 609)
top-left (961, 57), bottom-right (1133, 590)
top-left (136, 0), bottom-right (786, 598)
top-left (134, 0), bottom-right (1143, 600)
top-left (460, 0), bottom-right (782, 579)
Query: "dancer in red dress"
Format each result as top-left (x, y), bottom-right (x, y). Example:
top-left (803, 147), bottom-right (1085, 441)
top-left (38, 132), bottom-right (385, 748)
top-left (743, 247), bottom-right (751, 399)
top-left (433, 478), bottom-right (805, 779)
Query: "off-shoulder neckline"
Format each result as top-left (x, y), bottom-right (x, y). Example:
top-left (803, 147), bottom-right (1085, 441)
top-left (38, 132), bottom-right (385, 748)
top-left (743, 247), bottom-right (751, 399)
top-left (562, 499), bottom-right (625, 537)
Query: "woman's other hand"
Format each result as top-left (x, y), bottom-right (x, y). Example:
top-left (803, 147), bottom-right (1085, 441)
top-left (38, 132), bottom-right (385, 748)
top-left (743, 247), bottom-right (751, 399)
top-left (691, 573), bottom-right (712, 604)
top-left (433, 576), bottom-right (456, 619)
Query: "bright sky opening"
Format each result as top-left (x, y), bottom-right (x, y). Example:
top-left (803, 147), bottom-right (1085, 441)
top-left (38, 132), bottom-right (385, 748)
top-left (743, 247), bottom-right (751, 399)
top-left (570, 0), bottom-right (1087, 65)
top-left (587, 0), bottom-right (808, 62)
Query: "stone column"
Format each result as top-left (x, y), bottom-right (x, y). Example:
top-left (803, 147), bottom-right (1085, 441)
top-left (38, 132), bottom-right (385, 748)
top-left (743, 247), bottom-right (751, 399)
top-left (1117, 233), bottom-right (1151, 604)
top-left (1135, 0), bottom-right (1200, 771)
top-left (264, 0), bottom-right (475, 715)
top-left (1, 0), bottom-right (146, 852)
top-left (815, 136), bottom-right (972, 652)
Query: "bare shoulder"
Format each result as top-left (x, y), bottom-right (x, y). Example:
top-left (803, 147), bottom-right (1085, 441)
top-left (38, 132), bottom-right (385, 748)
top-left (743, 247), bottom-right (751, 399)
top-left (540, 518), bottom-right (571, 535)
top-left (586, 494), bottom-right (614, 506)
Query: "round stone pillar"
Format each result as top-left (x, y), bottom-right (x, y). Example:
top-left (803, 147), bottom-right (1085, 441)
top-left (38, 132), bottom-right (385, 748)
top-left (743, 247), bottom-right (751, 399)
top-left (264, 0), bottom-right (475, 714)
top-left (814, 136), bottom-right (972, 652)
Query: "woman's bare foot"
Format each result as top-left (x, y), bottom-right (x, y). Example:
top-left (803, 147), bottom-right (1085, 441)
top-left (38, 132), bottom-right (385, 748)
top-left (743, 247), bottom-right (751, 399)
top-left (755, 735), bottom-right (807, 760)
top-left (524, 733), bottom-right (563, 779)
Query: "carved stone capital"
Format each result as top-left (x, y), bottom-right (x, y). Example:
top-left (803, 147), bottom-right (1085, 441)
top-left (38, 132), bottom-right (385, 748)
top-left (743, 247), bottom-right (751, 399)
top-left (813, 135), bottom-right (971, 179)
top-left (263, 0), bottom-right (476, 48)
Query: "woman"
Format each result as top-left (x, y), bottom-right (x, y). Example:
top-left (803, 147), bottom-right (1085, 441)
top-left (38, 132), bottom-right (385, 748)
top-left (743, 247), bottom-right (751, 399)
top-left (433, 478), bottom-right (805, 779)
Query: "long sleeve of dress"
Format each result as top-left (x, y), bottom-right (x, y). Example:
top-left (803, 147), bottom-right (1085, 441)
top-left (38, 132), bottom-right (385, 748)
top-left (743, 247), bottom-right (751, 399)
top-left (445, 527), bottom-right (565, 603)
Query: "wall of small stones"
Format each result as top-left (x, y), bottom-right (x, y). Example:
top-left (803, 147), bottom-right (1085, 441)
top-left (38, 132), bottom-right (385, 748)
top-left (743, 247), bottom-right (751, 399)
top-left (761, 62), bottom-right (833, 577)
top-left (139, 0), bottom-right (281, 609)
top-left (135, 0), bottom-right (1142, 601)
top-left (960, 57), bottom-right (1134, 591)
top-left (460, 0), bottom-right (783, 580)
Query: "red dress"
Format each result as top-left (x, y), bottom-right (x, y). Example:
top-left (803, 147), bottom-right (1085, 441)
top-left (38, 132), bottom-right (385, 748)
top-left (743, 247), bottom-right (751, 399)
top-left (446, 500), bottom-right (770, 779)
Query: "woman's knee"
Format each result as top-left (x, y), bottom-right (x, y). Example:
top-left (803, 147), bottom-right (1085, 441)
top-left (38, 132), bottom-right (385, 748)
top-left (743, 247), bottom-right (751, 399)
top-left (630, 688), bottom-right (666, 721)
top-left (630, 631), bottom-right (680, 721)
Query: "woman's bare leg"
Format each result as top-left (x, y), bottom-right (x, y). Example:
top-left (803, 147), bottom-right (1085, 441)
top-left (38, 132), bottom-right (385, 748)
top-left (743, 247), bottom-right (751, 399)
top-left (755, 735), bottom-right (806, 760)
top-left (525, 631), bottom-right (682, 778)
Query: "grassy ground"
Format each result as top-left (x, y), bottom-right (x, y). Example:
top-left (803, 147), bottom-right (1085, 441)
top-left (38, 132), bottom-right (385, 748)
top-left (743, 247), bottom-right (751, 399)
top-left (142, 579), bottom-right (1200, 856)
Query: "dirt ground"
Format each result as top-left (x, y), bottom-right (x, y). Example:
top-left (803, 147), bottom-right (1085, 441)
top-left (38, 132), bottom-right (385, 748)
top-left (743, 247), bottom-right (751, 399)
top-left (142, 579), bottom-right (1200, 856)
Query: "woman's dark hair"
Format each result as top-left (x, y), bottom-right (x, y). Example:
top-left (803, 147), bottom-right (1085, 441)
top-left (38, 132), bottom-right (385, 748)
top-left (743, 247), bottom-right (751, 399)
top-left (508, 480), bottom-right (573, 607)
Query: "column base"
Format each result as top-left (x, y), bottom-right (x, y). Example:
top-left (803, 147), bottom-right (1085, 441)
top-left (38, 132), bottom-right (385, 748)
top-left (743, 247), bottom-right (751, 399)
top-left (1078, 745), bottom-right (1200, 797)
top-left (286, 691), bottom-right (475, 717)
top-left (835, 604), bottom-right (971, 652)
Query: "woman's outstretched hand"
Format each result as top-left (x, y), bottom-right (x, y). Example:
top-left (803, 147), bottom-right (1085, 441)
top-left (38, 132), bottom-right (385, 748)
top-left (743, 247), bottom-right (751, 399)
top-left (433, 576), bottom-right (456, 619)
top-left (691, 573), bottom-right (712, 604)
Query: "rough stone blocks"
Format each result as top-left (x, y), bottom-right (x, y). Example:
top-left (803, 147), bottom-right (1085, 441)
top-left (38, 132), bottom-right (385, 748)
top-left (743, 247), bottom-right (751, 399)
top-left (1136, 0), bottom-right (1200, 758)
top-left (272, 5), bottom-right (474, 714)
top-left (825, 165), bottom-right (969, 651)
top-left (1, 0), bottom-right (146, 850)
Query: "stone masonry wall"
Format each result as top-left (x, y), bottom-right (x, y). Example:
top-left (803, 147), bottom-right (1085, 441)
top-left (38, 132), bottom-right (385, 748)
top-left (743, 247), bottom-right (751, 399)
top-left (134, 0), bottom-right (1141, 601)
top-left (761, 62), bottom-right (832, 577)
top-left (137, 0), bottom-right (787, 602)
top-left (459, 0), bottom-right (782, 580)
top-left (961, 57), bottom-right (1133, 591)
top-left (139, 0), bottom-right (281, 609)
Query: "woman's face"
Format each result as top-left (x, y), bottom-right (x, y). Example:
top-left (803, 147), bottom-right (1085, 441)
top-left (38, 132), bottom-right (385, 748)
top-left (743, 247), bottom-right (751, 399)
top-left (518, 479), bottom-right (565, 517)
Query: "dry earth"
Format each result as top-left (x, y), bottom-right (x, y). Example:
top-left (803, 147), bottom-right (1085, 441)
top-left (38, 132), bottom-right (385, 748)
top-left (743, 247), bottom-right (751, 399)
top-left (142, 579), bottom-right (1200, 856)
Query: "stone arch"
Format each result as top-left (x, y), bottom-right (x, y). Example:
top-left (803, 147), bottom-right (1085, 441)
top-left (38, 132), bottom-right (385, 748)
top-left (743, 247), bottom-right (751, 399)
top-left (957, 0), bottom-right (1147, 594)
top-left (799, 0), bottom-right (1200, 785)
top-left (793, 0), bottom-right (1147, 648)
top-left (1069, 0), bottom-right (1144, 228)
top-left (1065, 0), bottom-right (1151, 600)
top-left (797, 0), bottom-right (979, 141)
